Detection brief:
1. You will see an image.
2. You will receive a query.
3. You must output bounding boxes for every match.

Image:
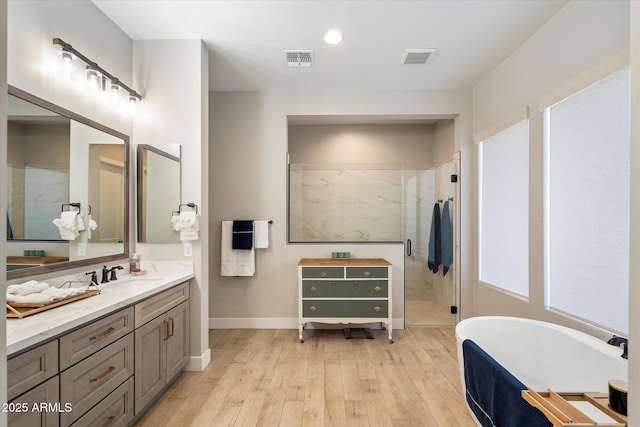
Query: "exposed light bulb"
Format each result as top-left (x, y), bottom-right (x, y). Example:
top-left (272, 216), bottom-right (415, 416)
top-left (61, 49), bottom-right (74, 80)
top-left (86, 67), bottom-right (101, 93)
top-left (110, 81), bottom-right (120, 106)
top-left (324, 30), bottom-right (343, 45)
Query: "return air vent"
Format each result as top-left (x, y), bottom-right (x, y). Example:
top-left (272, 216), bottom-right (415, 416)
top-left (401, 48), bottom-right (436, 65)
top-left (284, 50), bottom-right (314, 67)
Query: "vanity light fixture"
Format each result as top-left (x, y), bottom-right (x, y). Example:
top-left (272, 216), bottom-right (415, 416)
top-left (324, 29), bottom-right (343, 45)
top-left (53, 38), bottom-right (143, 107)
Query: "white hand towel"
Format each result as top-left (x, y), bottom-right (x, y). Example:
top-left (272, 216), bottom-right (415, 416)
top-left (76, 215), bottom-right (86, 232)
top-left (6, 280), bottom-right (49, 295)
top-left (254, 220), bottom-right (269, 249)
top-left (174, 211), bottom-right (199, 241)
top-left (53, 211), bottom-right (78, 240)
top-left (87, 214), bottom-right (98, 239)
top-left (221, 221), bottom-right (255, 276)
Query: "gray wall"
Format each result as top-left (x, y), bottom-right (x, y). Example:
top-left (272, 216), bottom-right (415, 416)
top-left (209, 89), bottom-right (472, 326)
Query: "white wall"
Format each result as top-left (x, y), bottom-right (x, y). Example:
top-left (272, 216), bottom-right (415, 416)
top-left (628, 3), bottom-right (639, 425)
top-left (0, 0), bottom-right (8, 422)
top-left (209, 88), bottom-right (472, 326)
top-left (132, 40), bottom-right (210, 371)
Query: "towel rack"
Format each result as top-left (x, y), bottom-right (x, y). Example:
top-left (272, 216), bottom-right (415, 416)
top-left (178, 203), bottom-right (198, 214)
top-left (61, 203), bottom-right (81, 214)
top-left (437, 197), bottom-right (454, 203)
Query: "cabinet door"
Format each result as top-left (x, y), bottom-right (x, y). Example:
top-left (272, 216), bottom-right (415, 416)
top-left (8, 375), bottom-right (59, 427)
top-left (7, 340), bottom-right (58, 401)
top-left (165, 301), bottom-right (189, 381)
top-left (134, 314), bottom-right (167, 415)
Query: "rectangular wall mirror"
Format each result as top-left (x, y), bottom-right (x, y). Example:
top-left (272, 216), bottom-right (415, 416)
top-left (6, 85), bottom-right (129, 279)
top-left (137, 144), bottom-right (181, 243)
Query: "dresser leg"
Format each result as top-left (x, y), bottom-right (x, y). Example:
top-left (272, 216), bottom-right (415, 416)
top-left (388, 323), bottom-right (393, 343)
top-left (298, 324), bottom-right (304, 343)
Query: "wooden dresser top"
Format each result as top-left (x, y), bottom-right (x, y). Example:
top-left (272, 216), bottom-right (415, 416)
top-left (298, 258), bottom-right (391, 266)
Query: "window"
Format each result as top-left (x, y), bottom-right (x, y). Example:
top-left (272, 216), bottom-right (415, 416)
top-left (545, 66), bottom-right (630, 334)
top-left (479, 118), bottom-right (529, 297)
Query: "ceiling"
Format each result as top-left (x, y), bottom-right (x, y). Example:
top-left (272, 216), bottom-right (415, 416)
top-left (92, 0), bottom-right (568, 93)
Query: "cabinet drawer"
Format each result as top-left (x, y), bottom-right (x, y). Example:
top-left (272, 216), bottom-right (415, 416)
top-left (135, 281), bottom-right (189, 327)
top-left (8, 375), bottom-right (59, 427)
top-left (60, 307), bottom-right (134, 370)
top-left (346, 266), bottom-right (388, 278)
top-left (301, 267), bottom-right (343, 279)
top-left (60, 334), bottom-right (134, 426)
top-left (70, 377), bottom-right (134, 427)
top-left (8, 340), bottom-right (58, 401)
top-left (302, 280), bottom-right (388, 297)
top-left (302, 300), bottom-right (388, 318)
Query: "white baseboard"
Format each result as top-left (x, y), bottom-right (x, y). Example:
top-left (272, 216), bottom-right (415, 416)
top-left (185, 348), bottom-right (211, 371)
top-left (209, 317), bottom-right (405, 330)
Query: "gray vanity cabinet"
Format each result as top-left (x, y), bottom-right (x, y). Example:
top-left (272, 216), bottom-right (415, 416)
top-left (134, 282), bottom-right (190, 415)
top-left (8, 376), bottom-right (60, 427)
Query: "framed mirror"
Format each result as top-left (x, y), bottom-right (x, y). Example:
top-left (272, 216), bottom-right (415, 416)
top-left (6, 85), bottom-right (129, 279)
top-left (137, 144), bottom-right (181, 243)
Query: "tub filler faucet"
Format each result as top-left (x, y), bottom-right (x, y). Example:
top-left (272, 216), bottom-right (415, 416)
top-left (607, 335), bottom-right (628, 359)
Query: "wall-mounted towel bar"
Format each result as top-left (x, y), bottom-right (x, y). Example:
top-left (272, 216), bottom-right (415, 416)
top-left (61, 203), bottom-right (81, 213)
top-left (178, 203), bottom-right (198, 214)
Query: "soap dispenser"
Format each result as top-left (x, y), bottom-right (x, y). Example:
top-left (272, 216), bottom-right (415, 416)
top-left (130, 253), bottom-right (140, 272)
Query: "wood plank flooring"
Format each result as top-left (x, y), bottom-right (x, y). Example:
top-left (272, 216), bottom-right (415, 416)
top-left (134, 327), bottom-right (476, 427)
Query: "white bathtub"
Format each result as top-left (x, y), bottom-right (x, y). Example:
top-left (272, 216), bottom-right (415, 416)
top-left (455, 316), bottom-right (628, 425)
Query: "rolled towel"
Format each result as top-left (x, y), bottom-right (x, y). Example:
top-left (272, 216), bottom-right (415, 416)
top-left (6, 292), bottom-right (56, 305)
top-left (6, 280), bottom-right (49, 296)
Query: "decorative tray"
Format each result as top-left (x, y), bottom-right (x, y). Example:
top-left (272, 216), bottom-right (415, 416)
top-left (522, 389), bottom-right (627, 426)
top-left (6, 281), bottom-right (101, 319)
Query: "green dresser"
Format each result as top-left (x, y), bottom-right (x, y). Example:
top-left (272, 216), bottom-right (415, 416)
top-left (298, 258), bottom-right (393, 343)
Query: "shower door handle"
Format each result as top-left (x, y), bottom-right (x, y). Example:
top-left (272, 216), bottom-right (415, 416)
top-left (406, 239), bottom-right (412, 256)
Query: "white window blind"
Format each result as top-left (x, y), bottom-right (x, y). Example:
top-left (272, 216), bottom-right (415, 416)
top-left (479, 119), bottom-right (529, 297)
top-left (545, 66), bottom-right (630, 334)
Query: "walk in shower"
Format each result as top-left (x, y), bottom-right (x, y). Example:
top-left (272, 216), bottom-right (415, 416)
top-left (288, 159), bottom-right (458, 326)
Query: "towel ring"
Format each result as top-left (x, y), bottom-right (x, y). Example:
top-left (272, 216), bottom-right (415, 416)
top-left (61, 203), bottom-right (81, 214)
top-left (178, 203), bottom-right (198, 215)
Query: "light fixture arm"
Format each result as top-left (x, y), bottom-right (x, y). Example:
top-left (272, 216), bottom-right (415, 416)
top-left (53, 37), bottom-right (142, 101)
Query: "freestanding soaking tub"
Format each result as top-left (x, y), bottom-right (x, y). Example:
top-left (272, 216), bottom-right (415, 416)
top-left (455, 316), bottom-right (628, 426)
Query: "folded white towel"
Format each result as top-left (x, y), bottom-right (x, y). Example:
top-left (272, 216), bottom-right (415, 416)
top-left (6, 281), bottom-right (49, 296)
top-left (53, 211), bottom-right (79, 240)
top-left (221, 220), bottom-right (255, 276)
top-left (174, 211), bottom-right (199, 241)
top-left (254, 220), bottom-right (270, 249)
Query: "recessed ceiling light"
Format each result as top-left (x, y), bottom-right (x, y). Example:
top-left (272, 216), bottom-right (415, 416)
top-left (324, 30), bottom-right (343, 45)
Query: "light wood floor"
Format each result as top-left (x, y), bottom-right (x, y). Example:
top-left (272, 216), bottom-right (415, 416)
top-left (134, 327), bottom-right (476, 427)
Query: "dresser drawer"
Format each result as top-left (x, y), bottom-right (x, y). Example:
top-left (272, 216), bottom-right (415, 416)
top-left (7, 340), bottom-right (58, 401)
top-left (135, 281), bottom-right (189, 327)
top-left (302, 280), bottom-right (388, 297)
top-left (302, 300), bottom-right (388, 318)
top-left (346, 266), bottom-right (388, 278)
top-left (60, 307), bottom-right (134, 370)
top-left (70, 377), bottom-right (134, 427)
top-left (60, 334), bottom-right (134, 426)
top-left (301, 267), bottom-right (343, 279)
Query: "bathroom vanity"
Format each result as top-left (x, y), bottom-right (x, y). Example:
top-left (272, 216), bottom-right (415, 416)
top-left (5, 262), bottom-right (193, 427)
top-left (298, 258), bottom-right (393, 343)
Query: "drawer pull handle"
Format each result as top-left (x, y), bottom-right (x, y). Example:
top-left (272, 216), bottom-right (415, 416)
top-left (100, 415), bottom-right (116, 427)
top-left (309, 306), bottom-right (317, 312)
top-left (89, 327), bottom-right (115, 341)
top-left (310, 286), bottom-right (317, 292)
top-left (90, 366), bottom-right (115, 383)
top-left (169, 317), bottom-right (175, 337)
top-left (164, 320), bottom-right (170, 341)
top-left (374, 286), bottom-right (381, 292)
top-left (364, 271), bottom-right (371, 277)
top-left (374, 306), bottom-right (382, 312)
top-left (320, 271), bottom-right (327, 277)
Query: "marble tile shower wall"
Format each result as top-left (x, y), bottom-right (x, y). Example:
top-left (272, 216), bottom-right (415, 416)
top-left (290, 168), bottom-right (409, 242)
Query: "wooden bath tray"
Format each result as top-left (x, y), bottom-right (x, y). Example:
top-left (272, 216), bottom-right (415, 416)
top-left (6, 281), bottom-right (101, 319)
top-left (522, 389), bottom-right (627, 426)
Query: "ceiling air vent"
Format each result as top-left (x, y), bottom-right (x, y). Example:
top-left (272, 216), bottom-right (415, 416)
top-left (401, 48), bottom-right (436, 65)
top-left (284, 50), bottom-right (314, 67)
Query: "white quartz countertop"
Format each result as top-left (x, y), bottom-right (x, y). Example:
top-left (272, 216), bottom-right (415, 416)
top-left (6, 261), bottom-right (194, 356)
